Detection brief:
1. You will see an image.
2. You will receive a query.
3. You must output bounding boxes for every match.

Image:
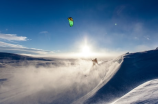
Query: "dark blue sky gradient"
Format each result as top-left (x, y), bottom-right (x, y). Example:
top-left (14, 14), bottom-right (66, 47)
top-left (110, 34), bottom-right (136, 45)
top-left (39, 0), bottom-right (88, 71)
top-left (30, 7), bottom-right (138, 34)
top-left (0, 0), bottom-right (158, 54)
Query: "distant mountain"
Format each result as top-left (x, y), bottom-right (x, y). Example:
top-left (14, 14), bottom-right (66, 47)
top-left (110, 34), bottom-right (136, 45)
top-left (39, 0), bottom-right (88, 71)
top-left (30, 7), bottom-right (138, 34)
top-left (84, 49), bottom-right (158, 104)
top-left (0, 52), bottom-right (71, 68)
top-left (0, 52), bottom-right (51, 61)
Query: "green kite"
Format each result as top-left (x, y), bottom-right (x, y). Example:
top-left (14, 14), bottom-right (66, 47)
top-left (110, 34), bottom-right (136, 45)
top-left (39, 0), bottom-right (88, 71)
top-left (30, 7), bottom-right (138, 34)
top-left (68, 17), bottom-right (73, 27)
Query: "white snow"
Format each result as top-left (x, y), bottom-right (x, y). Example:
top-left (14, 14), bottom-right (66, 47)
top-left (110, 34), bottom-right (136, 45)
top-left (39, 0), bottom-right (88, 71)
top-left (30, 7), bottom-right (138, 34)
top-left (0, 56), bottom-right (121, 104)
top-left (72, 55), bottom-right (123, 104)
top-left (112, 79), bottom-right (158, 104)
top-left (1, 49), bottom-right (158, 104)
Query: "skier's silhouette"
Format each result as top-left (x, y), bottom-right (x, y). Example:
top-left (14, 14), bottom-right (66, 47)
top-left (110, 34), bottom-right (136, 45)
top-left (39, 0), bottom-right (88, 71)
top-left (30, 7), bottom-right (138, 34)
top-left (92, 58), bottom-right (98, 66)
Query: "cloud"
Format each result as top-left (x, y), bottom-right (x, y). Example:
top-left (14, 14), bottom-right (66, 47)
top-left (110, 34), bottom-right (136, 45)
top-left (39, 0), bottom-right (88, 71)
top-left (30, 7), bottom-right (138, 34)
top-left (0, 55), bottom-right (120, 104)
top-left (0, 33), bottom-right (53, 56)
top-left (134, 37), bottom-right (139, 40)
top-left (0, 41), bottom-right (25, 48)
top-left (133, 23), bottom-right (143, 33)
top-left (0, 41), bottom-right (54, 55)
top-left (40, 31), bottom-right (48, 34)
top-left (144, 36), bottom-right (150, 40)
top-left (0, 33), bottom-right (27, 41)
top-left (134, 45), bottom-right (155, 52)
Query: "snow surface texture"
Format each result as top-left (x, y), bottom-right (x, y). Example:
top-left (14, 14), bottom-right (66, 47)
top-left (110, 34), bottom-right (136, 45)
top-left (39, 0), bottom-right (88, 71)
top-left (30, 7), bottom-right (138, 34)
top-left (1, 49), bottom-right (158, 104)
top-left (112, 79), bottom-right (158, 104)
top-left (84, 49), bottom-right (158, 104)
top-left (0, 52), bottom-right (120, 104)
top-left (72, 55), bottom-right (123, 104)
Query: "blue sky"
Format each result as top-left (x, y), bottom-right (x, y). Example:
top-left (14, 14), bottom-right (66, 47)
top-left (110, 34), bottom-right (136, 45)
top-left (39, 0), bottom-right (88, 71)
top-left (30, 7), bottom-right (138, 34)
top-left (0, 0), bottom-right (158, 57)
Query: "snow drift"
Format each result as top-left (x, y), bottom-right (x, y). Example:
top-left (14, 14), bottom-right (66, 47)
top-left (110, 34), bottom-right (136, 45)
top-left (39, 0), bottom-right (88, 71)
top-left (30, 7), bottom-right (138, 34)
top-left (112, 78), bottom-right (158, 104)
top-left (84, 49), bottom-right (158, 104)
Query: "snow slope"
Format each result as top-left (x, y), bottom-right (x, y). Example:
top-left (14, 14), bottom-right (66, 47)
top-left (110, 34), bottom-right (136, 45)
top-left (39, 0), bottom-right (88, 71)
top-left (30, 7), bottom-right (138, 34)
top-left (83, 49), bottom-right (158, 104)
top-left (72, 55), bottom-right (123, 104)
top-left (0, 52), bottom-right (120, 104)
top-left (112, 79), bottom-right (158, 104)
top-left (1, 49), bottom-right (158, 104)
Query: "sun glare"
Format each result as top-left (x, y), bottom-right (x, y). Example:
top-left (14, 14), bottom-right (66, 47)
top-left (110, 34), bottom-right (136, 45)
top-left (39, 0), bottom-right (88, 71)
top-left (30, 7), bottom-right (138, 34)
top-left (80, 45), bottom-right (92, 57)
top-left (82, 45), bottom-right (90, 54)
top-left (78, 38), bottom-right (95, 57)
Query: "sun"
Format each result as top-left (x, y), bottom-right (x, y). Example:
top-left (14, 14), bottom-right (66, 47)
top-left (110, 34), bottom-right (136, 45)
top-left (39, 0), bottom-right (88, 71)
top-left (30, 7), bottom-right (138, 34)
top-left (78, 38), bottom-right (95, 57)
top-left (82, 45), bottom-right (90, 54)
top-left (80, 45), bottom-right (92, 57)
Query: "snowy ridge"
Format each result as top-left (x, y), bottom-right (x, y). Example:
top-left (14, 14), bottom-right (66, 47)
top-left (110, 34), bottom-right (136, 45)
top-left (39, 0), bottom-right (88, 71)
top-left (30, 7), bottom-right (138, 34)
top-left (0, 52), bottom-right (122, 104)
top-left (112, 79), bottom-right (158, 104)
top-left (72, 55), bottom-right (124, 104)
top-left (1, 49), bottom-right (158, 104)
top-left (84, 49), bottom-right (158, 104)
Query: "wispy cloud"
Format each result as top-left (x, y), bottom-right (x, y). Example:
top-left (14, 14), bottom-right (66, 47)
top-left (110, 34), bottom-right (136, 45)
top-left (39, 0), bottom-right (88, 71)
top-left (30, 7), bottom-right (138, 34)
top-left (144, 36), bottom-right (150, 40)
top-left (0, 41), bottom-right (54, 55)
top-left (134, 45), bottom-right (156, 52)
top-left (40, 31), bottom-right (48, 34)
top-left (134, 37), bottom-right (139, 40)
top-left (0, 41), bottom-right (25, 48)
top-left (0, 33), bottom-right (27, 41)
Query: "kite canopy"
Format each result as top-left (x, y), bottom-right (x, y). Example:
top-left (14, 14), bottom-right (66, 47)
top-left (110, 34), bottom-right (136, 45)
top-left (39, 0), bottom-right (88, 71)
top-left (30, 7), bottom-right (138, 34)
top-left (68, 17), bottom-right (73, 21)
top-left (68, 17), bottom-right (73, 27)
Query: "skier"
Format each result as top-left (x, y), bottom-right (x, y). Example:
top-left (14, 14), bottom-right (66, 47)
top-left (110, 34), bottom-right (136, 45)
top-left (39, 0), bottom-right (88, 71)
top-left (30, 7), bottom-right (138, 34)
top-left (92, 58), bottom-right (98, 66)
